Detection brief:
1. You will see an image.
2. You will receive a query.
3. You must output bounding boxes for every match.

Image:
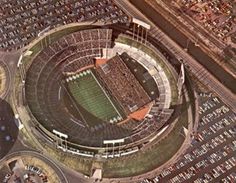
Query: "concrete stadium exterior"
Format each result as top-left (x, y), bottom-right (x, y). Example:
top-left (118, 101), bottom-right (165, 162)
top-left (15, 23), bottom-right (182, 160)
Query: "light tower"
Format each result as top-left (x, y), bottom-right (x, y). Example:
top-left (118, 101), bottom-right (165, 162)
top-left (177, 62), bottom-right (185, 99)
top-left (132, 18), bottom-right (150, 45)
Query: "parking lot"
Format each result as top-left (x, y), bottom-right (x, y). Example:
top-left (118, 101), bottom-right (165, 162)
top-left (0, 153), bottom-right (65, 183)
top-left (0, 0), bottom-right (129, 51)
top-left (141, 92), bottom-right (236, 183)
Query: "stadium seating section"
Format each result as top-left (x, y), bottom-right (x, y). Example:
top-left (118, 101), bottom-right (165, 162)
top-left (25, 28), bottom-right (173, 156)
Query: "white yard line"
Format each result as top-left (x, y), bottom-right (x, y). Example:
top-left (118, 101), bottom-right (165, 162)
top-left (61, 82), bottom-right (89, 127)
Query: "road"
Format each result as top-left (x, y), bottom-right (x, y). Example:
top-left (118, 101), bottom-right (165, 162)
top-left (0, 51), bottom-right (20, 99)
top-left (129, 0), bottom-right (236, 94)
top-left (0, 62), bottom-right (10, 98)
top-left (115, 0), bottom-right (236, 113)
top-left (0, 151), bottom-right (68, 183)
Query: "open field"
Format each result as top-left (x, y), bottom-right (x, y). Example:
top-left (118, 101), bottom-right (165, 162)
top-left (67, 70), bottom-right (121, 127)
top-left (43, 144), bottom-right (92, 176)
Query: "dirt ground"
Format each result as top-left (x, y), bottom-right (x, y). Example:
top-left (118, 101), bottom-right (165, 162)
top-left (129, 102), bottom-right (153, 121)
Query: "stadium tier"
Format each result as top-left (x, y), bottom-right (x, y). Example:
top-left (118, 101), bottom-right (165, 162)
top-left (96, 54), bottom-right (151, 115)
top-left (24, 26), bottom-right (174, 157)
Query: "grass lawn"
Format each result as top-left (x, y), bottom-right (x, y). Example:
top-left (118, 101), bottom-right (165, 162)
top-left (67, 70), bottom-right (121, 126)
top-left (43, 144), bottom-right (92, 176)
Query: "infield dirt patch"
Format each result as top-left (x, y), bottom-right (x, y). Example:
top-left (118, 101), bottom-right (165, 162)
top-left (129, 102), bottom-right (153, 121)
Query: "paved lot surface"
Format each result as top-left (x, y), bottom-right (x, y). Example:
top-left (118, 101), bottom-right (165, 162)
top-left (0, 0), bottom-right (129, 51)
top-left (140, 93), bottom-right (236, 183)
top-left (0, 151), bottom-right (69, 183)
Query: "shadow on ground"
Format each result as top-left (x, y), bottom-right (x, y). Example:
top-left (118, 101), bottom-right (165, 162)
top-left (0, 98), bottom-right (19, 160)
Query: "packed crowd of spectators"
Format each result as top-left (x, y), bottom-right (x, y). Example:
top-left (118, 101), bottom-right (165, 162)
top-left (96, 54), bottom-right (151, 115)
top-left (0, 0), bottom-right (129, 51)
top-left (176, 0), bottom-right (236, 44)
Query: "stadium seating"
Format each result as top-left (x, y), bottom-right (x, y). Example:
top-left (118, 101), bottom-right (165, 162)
top-left (25, 28), bottom-right (174, 156)
top-left (26, 28), bottom-right (126, 147)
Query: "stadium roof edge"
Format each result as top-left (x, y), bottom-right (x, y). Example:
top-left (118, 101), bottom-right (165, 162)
top-left (53, 129), bottom-right (68, 139)
top-left (132, 18), bottom-right (150, 29)
top-left (103, 139), bottom-right (125, 144)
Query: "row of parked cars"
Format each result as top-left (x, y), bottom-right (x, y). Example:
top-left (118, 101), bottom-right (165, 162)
top-left (140, 94), bottom-right (235, 183)
top-left (25, 164), bottom-right (48, 183)
top-left (0, 0), bottom-right (129, 51)
top-left (3, 173), bottom-right (11, 183)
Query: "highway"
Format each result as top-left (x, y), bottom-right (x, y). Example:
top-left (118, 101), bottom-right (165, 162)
top-left (129, 0), bottom-right (236, 94)
top-left (115, 0), bottom-right (236, 113)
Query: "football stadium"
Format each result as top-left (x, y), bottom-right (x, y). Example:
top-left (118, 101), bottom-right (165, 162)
top-left (15, 20), bottom-right (192, 178)
top-left (23, 23), bottom-right (178, 156)
top-left (3, 0), bottom-right (235, 182)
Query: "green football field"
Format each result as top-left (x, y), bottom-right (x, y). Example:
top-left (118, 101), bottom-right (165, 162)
top-left (67, 70), bottom-right (122, 126)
